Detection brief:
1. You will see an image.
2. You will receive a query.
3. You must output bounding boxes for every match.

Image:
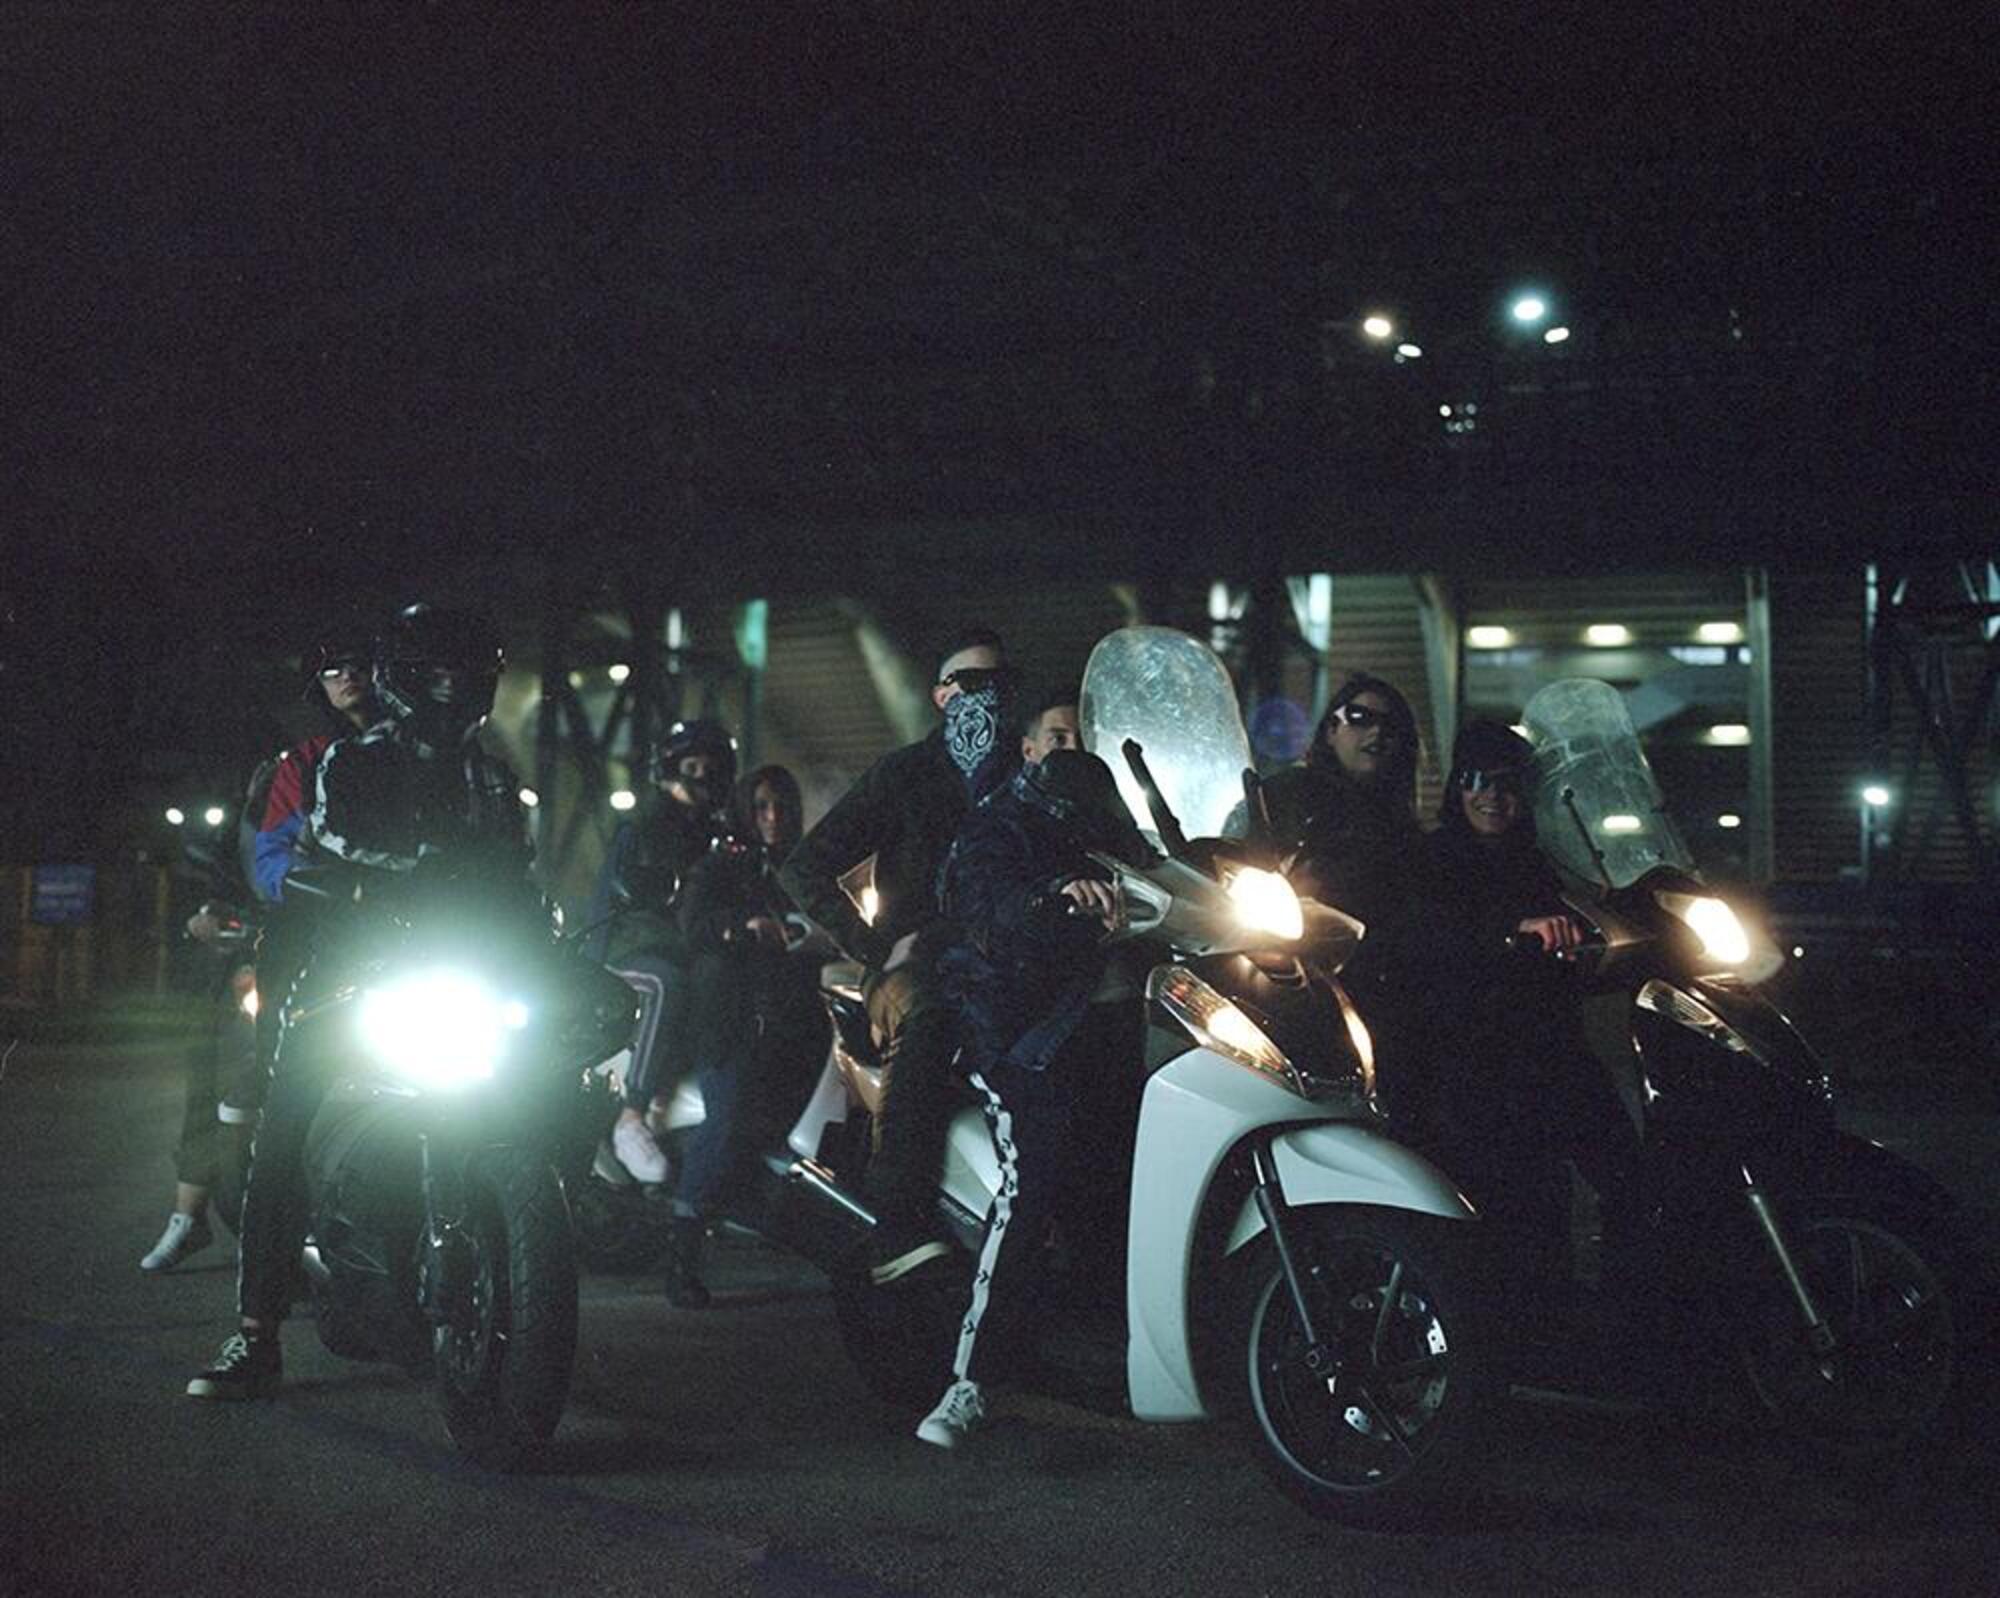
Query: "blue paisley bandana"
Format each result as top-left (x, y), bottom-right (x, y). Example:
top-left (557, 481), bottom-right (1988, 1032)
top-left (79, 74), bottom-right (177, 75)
top-left (943, 685), bottom-right (1003, 780)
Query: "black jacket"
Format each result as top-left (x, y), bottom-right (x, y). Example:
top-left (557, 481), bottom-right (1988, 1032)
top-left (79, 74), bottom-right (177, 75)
top-left (308, 720), bottom-right (528, 878)
top-left (779, 730), bottom-right (1009, 969)
top-left (936, 771), bottom-right (1112, 1074)
top-left (589, 800), bottom-right (720, 965)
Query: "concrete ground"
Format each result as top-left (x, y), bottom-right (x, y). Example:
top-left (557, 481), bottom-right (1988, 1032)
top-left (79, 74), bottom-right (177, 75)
top-left (2, 1006), bottom-right (1996, 1598)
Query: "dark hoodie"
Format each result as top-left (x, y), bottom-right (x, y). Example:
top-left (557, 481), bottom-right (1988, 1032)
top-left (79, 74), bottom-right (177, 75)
top-left (936, 750), bottom-right (1150, 1074)
top-left (1427, 718), bottom-right (1570, 957)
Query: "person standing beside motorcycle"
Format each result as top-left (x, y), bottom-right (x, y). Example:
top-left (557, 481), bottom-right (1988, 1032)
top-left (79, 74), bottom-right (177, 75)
top-left (138, 758), bottom-right (278, 1273)
top-left (913, 748), bottom-right (1152, 1448)
top-left (187, 603), bottom-right (528, 1400)
top-left (585, 719), bottom-right (737, 1188)
top-left (778, 629), bottom-right (1022, 1287)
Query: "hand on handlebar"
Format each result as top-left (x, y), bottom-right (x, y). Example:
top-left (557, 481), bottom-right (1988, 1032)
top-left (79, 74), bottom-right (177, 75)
top-left (1515, 914), bottom-right (1587, 957)
top-left (1060, 877), bottom-right (1123, 931)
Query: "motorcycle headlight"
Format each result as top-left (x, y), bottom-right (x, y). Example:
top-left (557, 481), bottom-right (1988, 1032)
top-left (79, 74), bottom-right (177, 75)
top-left (358, 968), bottom-right (531, 1091)
top-left (1226, 867), bottom-right (1303, 941)
top-left (1656, 891), bottom-right (1752, 966)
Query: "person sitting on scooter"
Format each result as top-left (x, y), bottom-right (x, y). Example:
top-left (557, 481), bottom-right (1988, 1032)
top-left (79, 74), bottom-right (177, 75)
top-left (186, 603), bottom-right (528, 1400)
top-left (1260, 672), bottom-right (1456, 1131)
top-left (642, 760), bottom-right (818, 1309)
top-left (731, 764), bottom-right (835, 1146)
top-left (1425, 719), bottom-right (1641, 1304)
top-left (915, 749), bottom-right (1153, 1450)
top-left (585, 718), bottom-right (739, 1192)
top-left (778, 629), bottom-right (1023, 1288)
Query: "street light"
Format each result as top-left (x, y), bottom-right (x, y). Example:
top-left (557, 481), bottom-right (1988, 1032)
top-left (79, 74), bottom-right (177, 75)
top-left (1511, 294), bottom-right (1549, 325)
top-left (164, 807), bottom-right (185, 827)
top-left (1584, 623), bottom-right (1633, 647)
top-left (203, 806), bottom-right (226, 827)
top-left (1395, 342), bottom-right (1423, 359)
top-left (1542, 325), bottom-right (1570, 344)
top-left (607, 663), bottom-right (631, 685)
top-left (1466, 625), bottom-right (1515, 649)
top-left (609, 789), bottom-right (637, 812)
top-left (1862, 784), bottom-right (1892, 808)
top-left (518, 787), bottom-right (540, 808)
top-left (1361, 314), bottom-right (1394, 340)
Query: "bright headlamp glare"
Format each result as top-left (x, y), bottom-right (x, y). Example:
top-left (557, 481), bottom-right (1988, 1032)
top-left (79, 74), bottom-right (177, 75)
top-left (1225, 866), bottom-right (1304, 941)
top-left (1656, 891), bottom-right (1752, 966)
top-left (358, 967), bottom-right (531, 1092)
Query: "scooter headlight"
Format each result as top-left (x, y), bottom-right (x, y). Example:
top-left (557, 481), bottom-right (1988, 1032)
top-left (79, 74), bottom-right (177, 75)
top-left (1226, 867), bottom-right (1304, 941)
top-left (1151, 965), bottom-right (1302, 1092)
top-left (1656, 891), bottom-right (1751, 966)
top-left (358, 967), bottom-right (531, 1091)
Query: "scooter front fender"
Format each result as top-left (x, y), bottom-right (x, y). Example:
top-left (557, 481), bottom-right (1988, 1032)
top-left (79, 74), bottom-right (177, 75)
top-left (1221, 1124), bottom-right (1477, 1256)
top-left (1127, 1050), bottom-right (1476, 1424)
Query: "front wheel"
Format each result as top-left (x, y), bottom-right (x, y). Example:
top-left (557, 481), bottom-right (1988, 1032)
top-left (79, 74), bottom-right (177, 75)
top-left (433, 1150), bottom-right (579, 1470)
top-left (1736, 1206), bottom-right (1963, 1462)
top-left (1236, 1206), bottom-right (1490, 1525)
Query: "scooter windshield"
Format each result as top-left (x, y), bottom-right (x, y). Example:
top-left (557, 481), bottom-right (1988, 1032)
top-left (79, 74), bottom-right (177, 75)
top-left (1079, 626), bottom-right (1253, 846)
top-left (1521, 678), bottom-right (1693, 889)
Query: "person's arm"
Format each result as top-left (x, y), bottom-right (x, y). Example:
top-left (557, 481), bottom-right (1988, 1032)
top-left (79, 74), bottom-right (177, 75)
top-left (252, 750), bottom-right (313, 902)
top-left (944, 813), bottom-right (1102, 962)
top-left (777, 755), bottom-right (901, 969)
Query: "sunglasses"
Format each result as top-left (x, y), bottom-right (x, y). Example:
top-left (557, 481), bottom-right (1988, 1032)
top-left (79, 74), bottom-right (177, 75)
top-left (1457, 768), bottom-right (1525, 794)
top-left (937, 665), bottom-right (1021, 693)
top-left (1329, 704), bottom-right (1401, 735)
top-left (318, 659), bottom-right (369, 680)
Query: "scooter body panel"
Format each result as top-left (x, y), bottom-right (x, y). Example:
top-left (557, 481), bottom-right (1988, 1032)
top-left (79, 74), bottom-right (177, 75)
top-left (1127, 1046), bottom-right (1477, 1423)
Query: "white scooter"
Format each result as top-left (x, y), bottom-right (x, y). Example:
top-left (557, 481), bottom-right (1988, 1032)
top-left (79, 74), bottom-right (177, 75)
top-left (660, 627), bottom-right (1491, 1524)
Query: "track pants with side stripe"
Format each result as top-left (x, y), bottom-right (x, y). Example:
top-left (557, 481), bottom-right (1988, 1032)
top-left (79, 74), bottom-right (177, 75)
top-left (949, 1003), bottom-right (1141, 1387)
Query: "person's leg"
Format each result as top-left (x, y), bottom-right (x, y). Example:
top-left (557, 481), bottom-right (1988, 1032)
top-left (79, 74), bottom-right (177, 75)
top-left (661, 1049), bottom-right (749, 1309)
top-left (609, 955), bottom-right (681, 1182)
top-left (146, 1033), bottom-right (221, 1271)
top-left (917, 1063), bottom-right (1073, 1448)
top-left (188, 1001), bottom-right (330, 1397)
top-left (862, 959), bottom-right (962, 1279)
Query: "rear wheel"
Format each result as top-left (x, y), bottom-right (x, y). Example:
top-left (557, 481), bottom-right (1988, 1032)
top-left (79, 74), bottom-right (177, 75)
top-left (1237, 1207), bottom-right (1490, 1525)
top-left (433, 1151), bottom-right (579, 1470)
top-left (1737, 1207), bottom-right (1962, 1461)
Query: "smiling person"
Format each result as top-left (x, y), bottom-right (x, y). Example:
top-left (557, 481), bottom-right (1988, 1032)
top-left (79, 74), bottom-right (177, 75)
top-left (1425, 718), bottom-right (1641, 1299)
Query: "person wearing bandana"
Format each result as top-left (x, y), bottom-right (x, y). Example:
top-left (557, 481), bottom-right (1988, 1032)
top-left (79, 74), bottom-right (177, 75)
top-left (779, 628), bottom-right (1022, 1285)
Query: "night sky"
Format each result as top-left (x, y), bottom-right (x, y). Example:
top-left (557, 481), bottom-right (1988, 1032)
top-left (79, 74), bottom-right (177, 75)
top-left (2, 2), bottom-right (1992, 852)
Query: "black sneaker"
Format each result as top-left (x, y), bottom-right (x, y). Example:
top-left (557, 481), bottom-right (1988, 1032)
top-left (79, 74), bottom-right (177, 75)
top-left (186, 1332), bottom-right (281, 1400)
top-left (868, 1220), bottom-right (951, 1286)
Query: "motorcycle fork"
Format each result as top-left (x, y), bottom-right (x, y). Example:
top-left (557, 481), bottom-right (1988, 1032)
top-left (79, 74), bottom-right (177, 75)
top-left (1250, 1145), bottom-right (1340, 1386)
top-left (1740, 1163), bottom-right (1838, 1362)
top-left (417, 1133), bottom-right (474, 1325)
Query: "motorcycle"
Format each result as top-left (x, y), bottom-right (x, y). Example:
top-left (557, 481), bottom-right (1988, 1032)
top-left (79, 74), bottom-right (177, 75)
top-left (280, 868), bottom-right (637, 1468)
top-left (1509, 676), bottom-right (1974, 1463)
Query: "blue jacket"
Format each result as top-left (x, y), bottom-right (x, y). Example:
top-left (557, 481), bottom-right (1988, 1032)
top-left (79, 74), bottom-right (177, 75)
top-left (937, 769), bottom-right (1112, 1075)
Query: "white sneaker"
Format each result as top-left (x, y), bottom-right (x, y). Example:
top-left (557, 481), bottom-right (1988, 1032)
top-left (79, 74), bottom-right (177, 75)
top-left (915, 1379), bottom-right (986, 1449)
top-left (141, 1212), bottom-right (213, 1273)
top-left (612, 1117), bottom-right (670, 1184)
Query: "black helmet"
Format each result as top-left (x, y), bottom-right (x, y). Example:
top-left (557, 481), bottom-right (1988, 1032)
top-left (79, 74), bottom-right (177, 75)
top-left (374, 603), bottom-right (504, 743)
top-left (648, 718), bottom-right (738, 792)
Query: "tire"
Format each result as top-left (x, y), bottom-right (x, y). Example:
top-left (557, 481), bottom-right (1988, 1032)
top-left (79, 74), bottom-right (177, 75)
top-left (1235, 1206), bottom-right (1491, 1526)
top-left (568, 1172), bottom-right (673, 1274)
top-left (831, 1252), bottom-right (969, 1411)
top-left (1736, 1204), bottom-right (1964, 1463)
top-left (433, 1150), bottom-right (579, 1470)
